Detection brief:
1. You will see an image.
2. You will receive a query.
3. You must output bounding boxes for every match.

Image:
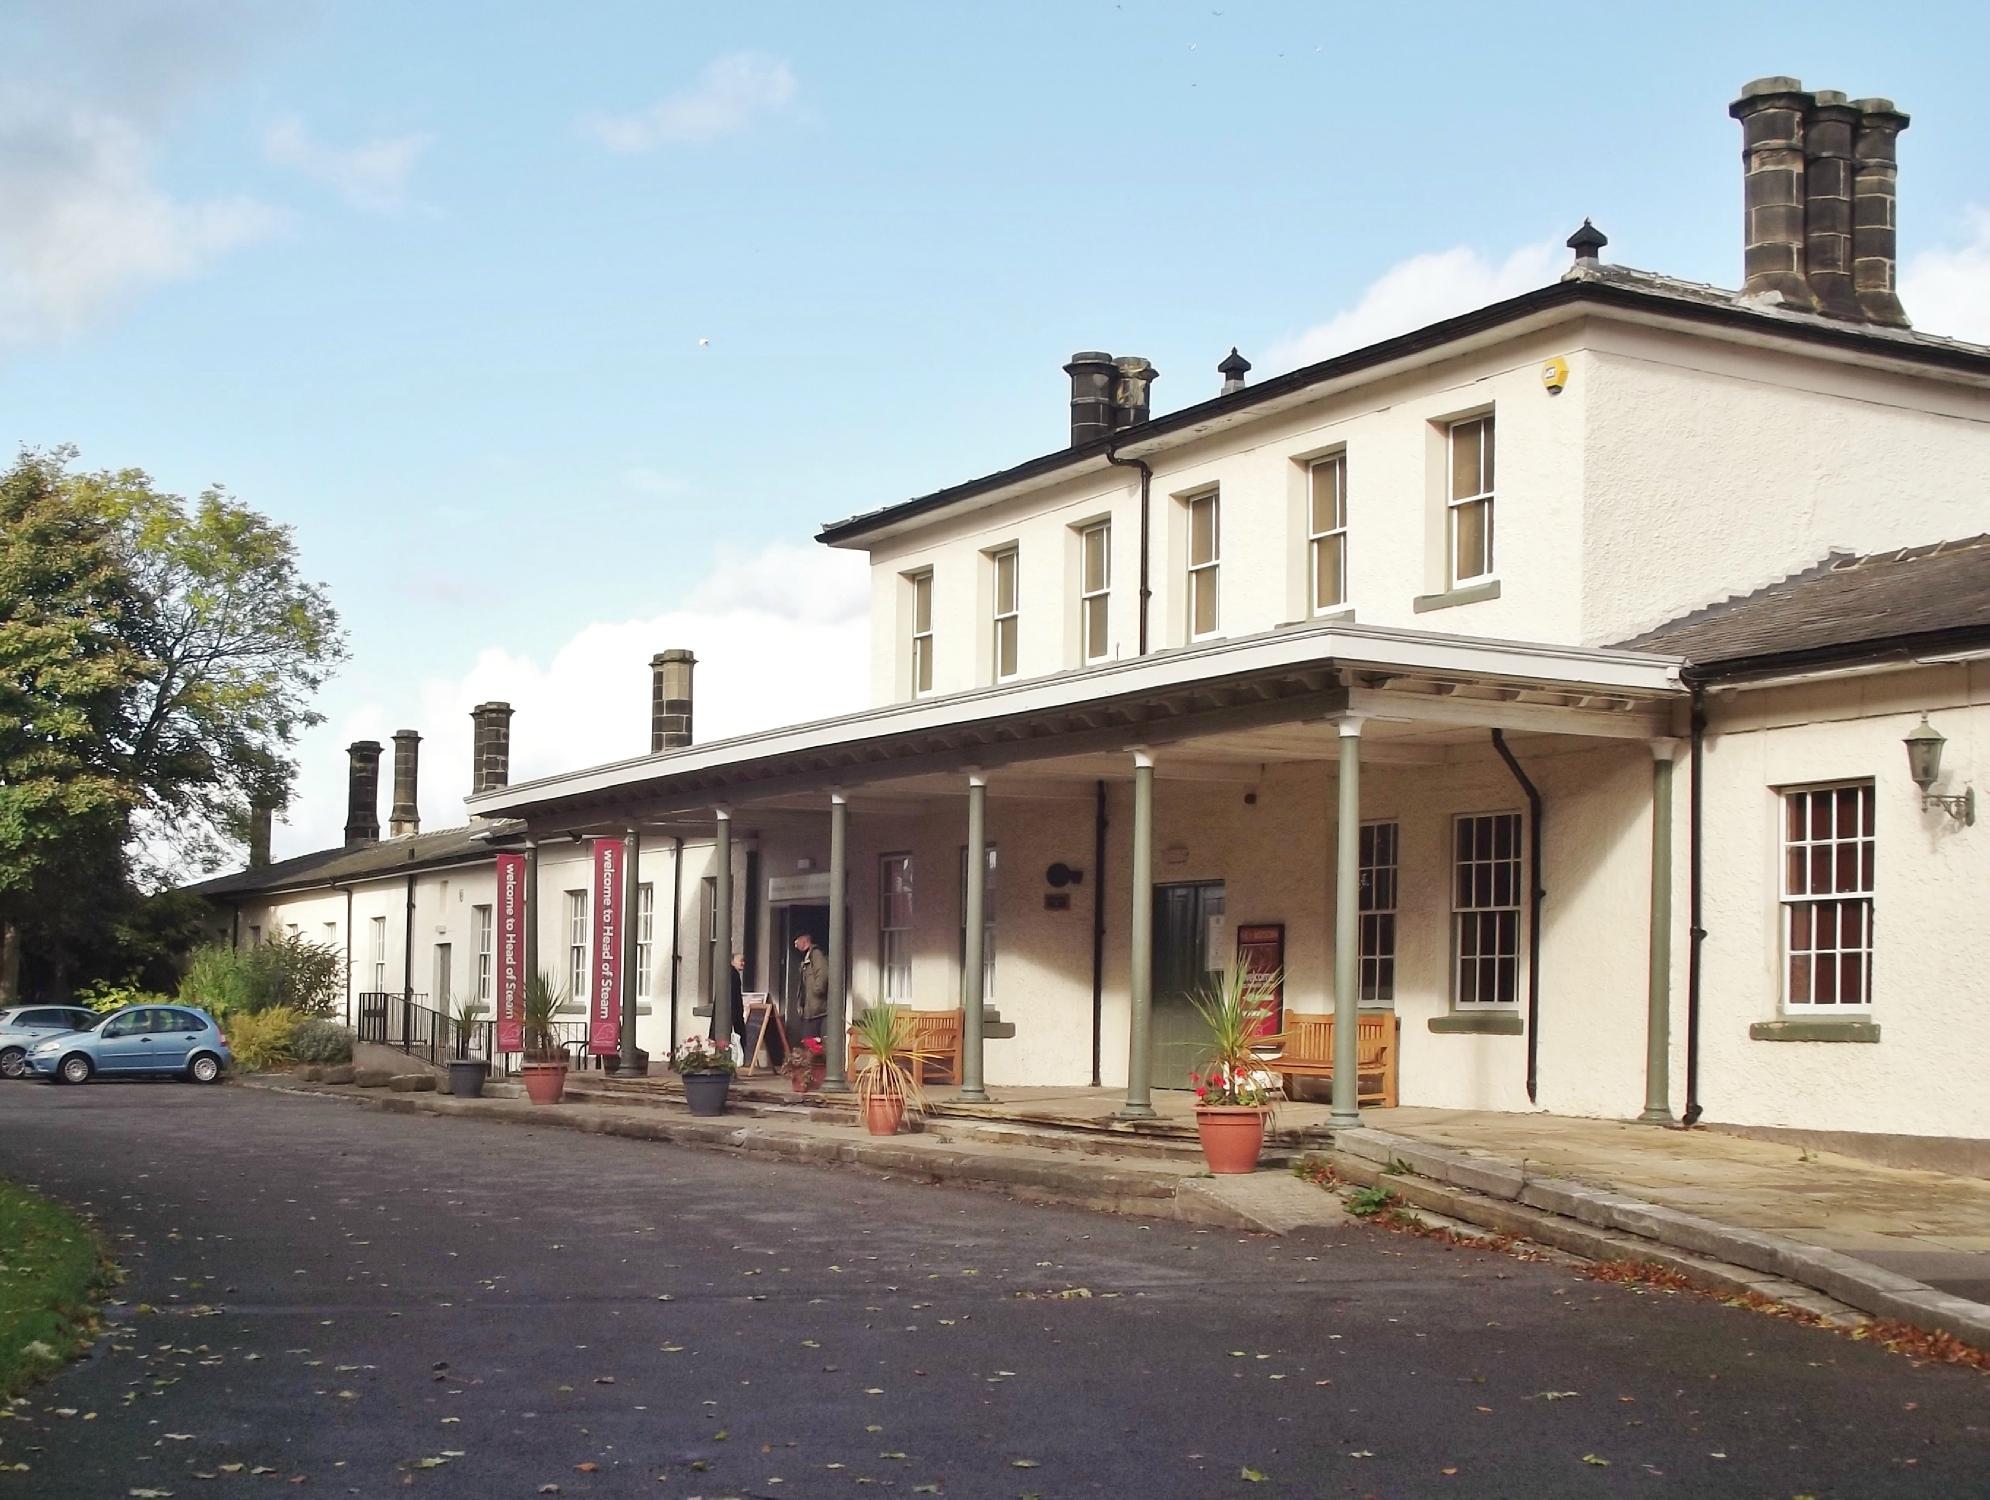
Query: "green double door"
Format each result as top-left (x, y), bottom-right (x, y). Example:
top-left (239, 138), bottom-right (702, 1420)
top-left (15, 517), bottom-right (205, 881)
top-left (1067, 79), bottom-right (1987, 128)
top-left (1151, 881), bottom-right (1226, 1089)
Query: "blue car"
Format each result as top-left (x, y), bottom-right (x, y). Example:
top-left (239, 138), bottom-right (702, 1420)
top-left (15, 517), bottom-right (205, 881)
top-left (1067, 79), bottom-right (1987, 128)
top-left (24, 1004), bottom-right (231, 1085)
top-left (0, 1005), bottom-right (102, 1079)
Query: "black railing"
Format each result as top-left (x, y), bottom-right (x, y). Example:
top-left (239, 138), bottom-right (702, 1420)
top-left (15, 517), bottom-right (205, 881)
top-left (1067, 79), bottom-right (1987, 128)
top-left (353, 993), bottom-right (603, 1078)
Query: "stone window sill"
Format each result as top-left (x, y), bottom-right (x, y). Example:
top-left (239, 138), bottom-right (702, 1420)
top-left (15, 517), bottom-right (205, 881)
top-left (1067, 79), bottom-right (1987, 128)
top-left (1413, 579), bottom-right (1502, 614)
top-left (1749, 1018), bottom-right (1881, 1043)
top-left (1428, 1011), bottom-right (1523, 1035)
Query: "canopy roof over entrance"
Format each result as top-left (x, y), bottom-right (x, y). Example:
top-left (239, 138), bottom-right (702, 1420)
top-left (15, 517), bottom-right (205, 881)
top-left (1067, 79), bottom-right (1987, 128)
top-left (467, 620), bottom-right (1685, 833)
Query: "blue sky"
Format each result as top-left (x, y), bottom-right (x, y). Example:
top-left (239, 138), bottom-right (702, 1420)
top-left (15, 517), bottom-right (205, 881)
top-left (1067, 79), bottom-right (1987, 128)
top-left (5, 1), bottom-right (1988, 857)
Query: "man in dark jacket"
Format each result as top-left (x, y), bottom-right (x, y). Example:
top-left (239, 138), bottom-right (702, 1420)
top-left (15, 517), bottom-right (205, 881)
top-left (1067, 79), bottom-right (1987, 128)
top-left (793, 933), bottom-right (830, 1041)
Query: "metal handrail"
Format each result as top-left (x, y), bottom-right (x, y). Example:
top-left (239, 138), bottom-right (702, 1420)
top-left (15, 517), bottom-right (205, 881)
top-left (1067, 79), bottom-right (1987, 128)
top-left (354, 992), bottom-right (604, 1077)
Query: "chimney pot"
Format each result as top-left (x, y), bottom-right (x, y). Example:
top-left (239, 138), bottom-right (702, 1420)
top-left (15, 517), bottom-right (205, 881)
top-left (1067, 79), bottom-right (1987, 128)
top-left (1111, 356), bottom-right (1158, 429)
top-left (344, 740), bottom-right (382, 847)
top-left (389, 729), bottom-right (421, 838)
top-left (1850, 98), bottom-right (1911, 326)
top-left (1566, 218), bottom-right (1608, 264)
top-left (1217, 347), bottom-right (1251, 396)
top-left (1063, 351), bottom-right (1117, 447)
top-left (1730, 77), bottom-right (1818, 309)
top-left (248, 803), bottom-right (274, 870)
top-left (469, 702), bottom-right (513, 796)
top-left (1801, 91), bottom-right (1861, 319)
top-left (651, 649), bottom-right (696, 752)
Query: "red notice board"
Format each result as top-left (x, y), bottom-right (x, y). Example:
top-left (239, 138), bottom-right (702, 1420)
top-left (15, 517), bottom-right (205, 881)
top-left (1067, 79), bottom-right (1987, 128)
top-left (1235, 923), bottom-right (1285, 1038)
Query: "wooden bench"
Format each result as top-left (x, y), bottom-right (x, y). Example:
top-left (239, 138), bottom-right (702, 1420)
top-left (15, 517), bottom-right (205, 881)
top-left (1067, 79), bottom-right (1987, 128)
top-left (848, 1006), bottom-right (965, 1086)
top-left (1265, 1012), bottom-right (1399, 1108)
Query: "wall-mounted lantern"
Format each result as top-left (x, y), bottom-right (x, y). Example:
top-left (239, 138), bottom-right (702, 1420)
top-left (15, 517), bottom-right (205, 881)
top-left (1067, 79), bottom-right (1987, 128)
top-left (1904, 714), bottom-right (1975, 825)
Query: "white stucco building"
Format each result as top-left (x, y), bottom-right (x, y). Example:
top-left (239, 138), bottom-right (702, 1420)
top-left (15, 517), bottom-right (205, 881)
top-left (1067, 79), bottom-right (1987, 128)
top-left (196, 78), bottom-right (1989, 1165)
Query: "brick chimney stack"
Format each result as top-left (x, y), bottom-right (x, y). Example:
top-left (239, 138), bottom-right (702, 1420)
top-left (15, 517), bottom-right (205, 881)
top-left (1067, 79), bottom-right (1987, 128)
top-left (344, 741), bottom-right (381, 847)
top-left (389, 729), bottom-right (421, 838)
top-left (469, 703), bottom-right (513, 795)
top-left (651, 650), bottom-right (696, 752)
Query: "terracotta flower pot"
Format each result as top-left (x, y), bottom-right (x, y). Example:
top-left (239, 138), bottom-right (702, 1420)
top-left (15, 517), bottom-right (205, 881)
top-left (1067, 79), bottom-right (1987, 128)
top-left (863, 1094), bottom-right (905, 1136)
top-left (521, 1060), bottom-right (567, 1105)
top-left (1194, 1105), bottom-right (1269, 1174)
top-left (788, 1070), bottom-right (813, 1095)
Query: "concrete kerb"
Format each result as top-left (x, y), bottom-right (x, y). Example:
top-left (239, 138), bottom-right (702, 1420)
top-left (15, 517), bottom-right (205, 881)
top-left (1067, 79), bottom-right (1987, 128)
top-left (1332, 1125), bottom-right (1990, 1351)
top-left (233, 1075), bottom-right (1251, 1229)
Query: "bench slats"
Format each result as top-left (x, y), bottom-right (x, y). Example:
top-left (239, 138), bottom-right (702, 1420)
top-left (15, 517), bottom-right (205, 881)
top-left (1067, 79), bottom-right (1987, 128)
top-left (1263, 1012), bottom-right (1398, 1107)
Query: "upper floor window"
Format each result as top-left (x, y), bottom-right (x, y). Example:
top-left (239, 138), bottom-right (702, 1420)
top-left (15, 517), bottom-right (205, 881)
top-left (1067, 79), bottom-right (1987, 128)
top-left (1186, 489), bottom-right (1220, 640)
top-left (990, 547), bottom-right (1019, 682)
top-left (1781, 783), bottom-right (1874, 1012)
top-left (908, 570), bottom-right (934, 697)
top-left (1448, 415), bottom-right (1495, 585)
top-left (1309, 454), bottom-right (1348, 613)
top-left (1078, 520), bottom-right (1111, 662)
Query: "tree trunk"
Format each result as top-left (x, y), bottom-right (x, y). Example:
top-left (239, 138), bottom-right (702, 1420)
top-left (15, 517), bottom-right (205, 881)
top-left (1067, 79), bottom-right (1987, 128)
top-left (0, 922), bottom-right (18, 1003)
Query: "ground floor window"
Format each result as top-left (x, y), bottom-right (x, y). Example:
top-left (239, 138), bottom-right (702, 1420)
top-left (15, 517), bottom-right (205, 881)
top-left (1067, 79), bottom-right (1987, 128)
top-left (636, 882), bottom-right (655, 999)
top-left (1452, 811), bottom-right (1520, 1007)
top-left (369, 915), bottom-right (386, 991)
top-left (473, 904), bottom-right (493, 1003)
top-left (1781, 782), bottom-right (1874, 1011)
top-left (565, 889), bottom-right (588, 1003)
top-left (958, 845), bottom-right (997, 1004)
top-left (1359, 820), bottom-right (1398, 1003)
top-left (880, 853), bottom-right (913, 1003)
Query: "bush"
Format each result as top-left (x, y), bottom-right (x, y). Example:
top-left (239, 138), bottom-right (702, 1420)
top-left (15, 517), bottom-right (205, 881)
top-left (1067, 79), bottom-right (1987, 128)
top-left (289, 1019), bottom-right (354, 1065)
top-left (226, 1006), bottom-right (302, 1071)
top-left (75, 982), bottom-right (172, 1014)
top-left (178, 935), bottom-right (344, 1018)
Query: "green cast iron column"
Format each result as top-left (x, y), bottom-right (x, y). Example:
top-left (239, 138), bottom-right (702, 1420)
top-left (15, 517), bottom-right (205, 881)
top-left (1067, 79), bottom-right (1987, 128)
top-left (958, 773), bottom-right (991, 1102)
top-left (522, 835), bottom-right (540, 993)
top-left (824, 792), bottom-right (850, 1092)
top-left (712, 808), bottom-right (734, 1053)
top-left (1640, 743), bottom-right (1678, 1124)
top-left (619, 826), bottom-right (643, 1073)
top-left (1118, 749), bottom-right (1157, 1119)
top-left (1331, 717), bottom-right (1364, 1129)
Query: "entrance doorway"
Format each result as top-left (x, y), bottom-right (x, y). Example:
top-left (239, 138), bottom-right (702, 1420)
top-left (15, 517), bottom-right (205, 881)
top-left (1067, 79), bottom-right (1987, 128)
top-left (1152, 881), bottom-right (1226, 1088)
top-left (774, 904), bottom-right (832, 1037)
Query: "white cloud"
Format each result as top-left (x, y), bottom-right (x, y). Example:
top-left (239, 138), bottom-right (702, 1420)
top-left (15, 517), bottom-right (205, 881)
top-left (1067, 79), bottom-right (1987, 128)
top-left (274, 541), bottom-right (871, 859)
top-left (264, 115), bottom-right (433, 214)
top-left (1901, 208), bottom-right (1990, 345)
top-left (0, 93), bottom-right (278, 346)
top-left (1260, 240), bottom-right (1564, 374)
top-left (581, 52), bottom-right (798, 152)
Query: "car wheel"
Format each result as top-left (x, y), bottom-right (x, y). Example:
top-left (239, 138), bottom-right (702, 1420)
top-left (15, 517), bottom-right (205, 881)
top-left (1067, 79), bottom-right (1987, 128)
top-left (188, 1053), bottom-right (222, 1085)
top-left (0, 1047), bottom-right (23, 1080)
top-left (59, 1053), bottom-right (93, 1085)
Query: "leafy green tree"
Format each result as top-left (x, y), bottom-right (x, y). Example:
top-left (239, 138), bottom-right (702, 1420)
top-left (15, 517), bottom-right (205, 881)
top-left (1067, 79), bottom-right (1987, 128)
top-left (0, 447), bottom-right (346, 999)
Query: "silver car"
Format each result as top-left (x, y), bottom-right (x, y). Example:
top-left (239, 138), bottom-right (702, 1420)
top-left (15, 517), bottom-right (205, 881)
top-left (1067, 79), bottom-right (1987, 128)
top-left (0, 1005), bottom-right (102, 1079)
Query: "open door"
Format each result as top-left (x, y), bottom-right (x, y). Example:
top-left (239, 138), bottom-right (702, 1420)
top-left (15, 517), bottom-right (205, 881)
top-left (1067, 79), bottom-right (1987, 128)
top-left (1151, 881), bottom-right (1226, 1088)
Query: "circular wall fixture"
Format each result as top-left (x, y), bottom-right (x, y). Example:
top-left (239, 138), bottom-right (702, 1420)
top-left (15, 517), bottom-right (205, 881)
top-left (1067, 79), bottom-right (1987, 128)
top-left (1046, 862), bottom-right (1074, 888)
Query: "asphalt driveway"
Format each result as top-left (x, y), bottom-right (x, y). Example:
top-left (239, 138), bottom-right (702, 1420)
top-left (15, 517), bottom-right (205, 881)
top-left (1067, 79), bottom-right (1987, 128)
top-left (1, 1082), bottom-right (1985, 1497)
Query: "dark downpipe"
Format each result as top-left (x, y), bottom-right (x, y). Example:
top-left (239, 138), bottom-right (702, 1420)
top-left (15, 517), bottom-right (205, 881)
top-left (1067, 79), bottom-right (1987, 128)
top-left (1684, 682), bottom-right (1708, 1125)
top-left (230, 904), bottom-right (241, 952)
top-left (667, 836), bottom-right (684, 1054)
top-left (1090, 779), bottom-right (1108, 1087)
top-left (1106, 445), bottom-right (1153, 655)
top-left (1490, 730), bottom-right (1545, 1103)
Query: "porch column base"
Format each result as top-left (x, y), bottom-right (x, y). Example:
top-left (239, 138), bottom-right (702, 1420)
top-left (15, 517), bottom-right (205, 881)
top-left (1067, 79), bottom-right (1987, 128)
top-left (1113, 1102), bottom-right (1158, 1121)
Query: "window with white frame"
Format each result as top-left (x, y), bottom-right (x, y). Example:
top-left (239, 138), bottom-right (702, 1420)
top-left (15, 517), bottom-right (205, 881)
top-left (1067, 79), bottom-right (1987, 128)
top-left (369, 915), bottom-right (387, 992)
top-left (565, 888), bottom-right (589, 1003)
top-left (957, 845), bottom-right (997, 1005)
top-left (879, 854), bottom-right (913, 1003)
top-left (1186, 489), bottom-right (1220, 639)
top-left (473, 904), bottom-right (493, 1003)
top-left (699, 875), bottom-right (717, 998)
top-left (1781, 783), bottom-right (1875, 1011)
top-left (908, 571), bottom-right (935, 697)
top-left (1079, 520), bottom-right (1111, 662)
top-left (990, 547), bottom-right (1019, 681)
top-left (1452, 812), bottom-right (1521, 1006)
top-left (1309, 454), bottom-right (1348, 613)
top-left (248, 924), bottom-right (262, 948)
top-left (636, 882), bottom-right (655, 999)
top-left (1359, 820), bottom-right (1398, 1003)
top-left (1447, 414), bottom-right (1495, 585)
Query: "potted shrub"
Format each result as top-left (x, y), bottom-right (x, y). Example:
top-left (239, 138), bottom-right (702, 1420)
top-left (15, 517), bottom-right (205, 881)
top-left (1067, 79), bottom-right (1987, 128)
top-left (448, 995), bottom-right (487, 1099)
top-left (780, 1036), bottom-right (822, 1095)
top-left (669, 1035), bottom-right (737, 1116)
top-left (521, 973), bottom-right (570, 1105)
top-left (1188, 965), bottom-right (1285, 1174)
top-left (849, 1005), bottom-right (930, 1136)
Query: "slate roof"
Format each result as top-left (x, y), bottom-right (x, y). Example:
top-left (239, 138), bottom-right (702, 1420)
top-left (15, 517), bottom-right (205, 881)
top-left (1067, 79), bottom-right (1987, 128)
top-left (1617, 535), bottom-right (1990, 673)
top-left (186, 820), bottom-right (522, 900)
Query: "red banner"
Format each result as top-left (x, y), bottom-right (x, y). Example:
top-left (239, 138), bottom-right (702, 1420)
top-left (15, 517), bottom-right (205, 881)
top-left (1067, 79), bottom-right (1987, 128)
top-left (589, 838), bottom-right (624, 1055)
top-left (496, 852), bottom-right (526, 1053)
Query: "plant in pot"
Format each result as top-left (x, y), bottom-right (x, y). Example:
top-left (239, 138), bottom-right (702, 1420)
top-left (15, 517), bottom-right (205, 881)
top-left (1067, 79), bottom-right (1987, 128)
top-left (448, 995), bottom-right (487, 1098)
top-left (1188, 965), bottom-right (1285, 1174)
top-left (669, 1035), bottom-right (737, 1116)
top-left (849, 1005), bottom-right (931, 1136)
top-left (521, 972), bottom-right (570, 1105)
top-left (780, 1036), bottom-right (824, 1095)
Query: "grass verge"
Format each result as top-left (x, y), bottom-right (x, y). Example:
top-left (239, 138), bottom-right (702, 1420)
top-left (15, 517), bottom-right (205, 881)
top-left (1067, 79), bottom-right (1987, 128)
top-left (0, 1178), bottom-right (107, 1396)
